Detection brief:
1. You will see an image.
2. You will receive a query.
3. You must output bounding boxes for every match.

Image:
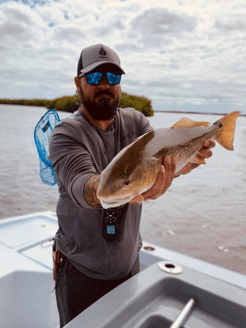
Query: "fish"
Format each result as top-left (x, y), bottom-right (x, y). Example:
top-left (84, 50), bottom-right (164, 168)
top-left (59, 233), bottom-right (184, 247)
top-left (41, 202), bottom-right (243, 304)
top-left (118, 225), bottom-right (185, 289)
top-left (97, 111), bottom-right (240, 209)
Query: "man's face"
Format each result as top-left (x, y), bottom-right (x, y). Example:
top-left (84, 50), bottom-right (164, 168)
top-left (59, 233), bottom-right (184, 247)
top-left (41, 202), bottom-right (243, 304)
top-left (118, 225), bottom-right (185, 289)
top-left (77, 65), bottom-right (122, 120)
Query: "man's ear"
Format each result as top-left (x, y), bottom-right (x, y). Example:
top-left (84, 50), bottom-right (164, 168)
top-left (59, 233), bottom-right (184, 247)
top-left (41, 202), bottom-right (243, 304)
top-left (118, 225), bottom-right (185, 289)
top-left (74, 76), bottom-right (81, 89)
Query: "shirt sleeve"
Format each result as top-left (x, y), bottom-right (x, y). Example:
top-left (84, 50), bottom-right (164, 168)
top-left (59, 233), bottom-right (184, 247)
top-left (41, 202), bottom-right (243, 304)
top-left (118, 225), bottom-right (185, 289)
top-left (48, 121), bottom-right (97, 209)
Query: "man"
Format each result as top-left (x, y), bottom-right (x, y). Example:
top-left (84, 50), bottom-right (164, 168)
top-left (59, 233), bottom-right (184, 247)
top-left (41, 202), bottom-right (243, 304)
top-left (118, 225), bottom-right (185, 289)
top-left (48, 44), bottom-right (215, 327)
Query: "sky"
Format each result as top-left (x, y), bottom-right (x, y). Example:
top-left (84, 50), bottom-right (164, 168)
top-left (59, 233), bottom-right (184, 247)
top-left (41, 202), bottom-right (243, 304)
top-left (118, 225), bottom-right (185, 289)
top-left (0, 0), bottom-right (246, 114)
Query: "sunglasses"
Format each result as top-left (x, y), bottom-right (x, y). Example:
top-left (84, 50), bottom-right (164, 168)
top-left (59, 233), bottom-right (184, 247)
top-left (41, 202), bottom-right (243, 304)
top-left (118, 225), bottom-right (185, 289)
top-left (85, 72), bottom-right (121, 85)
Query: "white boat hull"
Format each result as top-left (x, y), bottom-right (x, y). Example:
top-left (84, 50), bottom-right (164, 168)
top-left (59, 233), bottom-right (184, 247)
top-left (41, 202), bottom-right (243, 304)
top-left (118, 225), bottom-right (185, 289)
top-left (0, 212), bottom-right (245, 328)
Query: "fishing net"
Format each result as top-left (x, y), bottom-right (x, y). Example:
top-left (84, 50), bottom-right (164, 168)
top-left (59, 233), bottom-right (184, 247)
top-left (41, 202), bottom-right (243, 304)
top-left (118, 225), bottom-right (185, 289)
top-left (34, 109), bottom-right (60, 186)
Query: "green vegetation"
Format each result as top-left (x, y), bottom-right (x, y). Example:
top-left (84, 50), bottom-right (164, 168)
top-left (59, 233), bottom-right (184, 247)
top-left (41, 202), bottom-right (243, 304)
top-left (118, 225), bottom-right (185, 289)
top-left (119, 92), bottom-right (153, 117)
top-left (0, 96), bottom-right (80, 113)
top-left (0, 92), bottom-right (154, 116)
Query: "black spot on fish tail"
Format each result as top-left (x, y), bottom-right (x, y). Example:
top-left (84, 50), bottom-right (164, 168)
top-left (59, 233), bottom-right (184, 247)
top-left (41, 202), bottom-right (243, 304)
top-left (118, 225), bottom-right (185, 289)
top-left (213, 120), bottom-right (223, 128)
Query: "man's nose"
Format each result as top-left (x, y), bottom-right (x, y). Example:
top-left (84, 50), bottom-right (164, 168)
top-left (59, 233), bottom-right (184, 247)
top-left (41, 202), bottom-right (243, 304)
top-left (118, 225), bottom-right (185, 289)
top-left (98, 73), bottom-right (110, 88)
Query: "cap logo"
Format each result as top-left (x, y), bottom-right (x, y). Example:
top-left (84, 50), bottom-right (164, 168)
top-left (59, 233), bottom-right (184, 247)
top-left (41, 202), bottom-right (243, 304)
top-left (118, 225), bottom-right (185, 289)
top-left (99, 47), bottom-right (107, 57)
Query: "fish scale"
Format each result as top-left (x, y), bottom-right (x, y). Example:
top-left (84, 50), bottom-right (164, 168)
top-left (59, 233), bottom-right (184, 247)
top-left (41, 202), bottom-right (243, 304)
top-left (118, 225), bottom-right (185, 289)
top-left (97, 111), bottom-right (240, 209)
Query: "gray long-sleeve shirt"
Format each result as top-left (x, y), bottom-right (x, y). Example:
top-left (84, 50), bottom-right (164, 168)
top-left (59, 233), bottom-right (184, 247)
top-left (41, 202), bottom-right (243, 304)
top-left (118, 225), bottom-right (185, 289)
top-left (48, 107), bottom-right (152, 279)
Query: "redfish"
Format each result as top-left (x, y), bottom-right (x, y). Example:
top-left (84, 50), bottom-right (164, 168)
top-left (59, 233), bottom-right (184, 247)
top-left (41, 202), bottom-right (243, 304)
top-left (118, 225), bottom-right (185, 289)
top-left (97, 111), bottom-right (240, 209)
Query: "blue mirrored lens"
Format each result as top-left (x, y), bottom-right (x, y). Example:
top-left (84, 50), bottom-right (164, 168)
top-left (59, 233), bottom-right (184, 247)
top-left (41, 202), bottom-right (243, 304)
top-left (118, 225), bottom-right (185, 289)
top-left (85, 72), bottom-right (121, 85)
top-left (106, 72), bottom-right (121, 85)
top-left (86, 72), bottom-right (102, 85)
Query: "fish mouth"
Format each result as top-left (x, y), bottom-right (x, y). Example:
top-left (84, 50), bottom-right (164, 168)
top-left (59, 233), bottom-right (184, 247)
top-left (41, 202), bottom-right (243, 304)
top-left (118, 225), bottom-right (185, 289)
top-left (97, 191), bottom-right (130, 202)
top-left (98, 195), bottom-right (131, 202)
top-left (99, 196), bottom-right (132, 209)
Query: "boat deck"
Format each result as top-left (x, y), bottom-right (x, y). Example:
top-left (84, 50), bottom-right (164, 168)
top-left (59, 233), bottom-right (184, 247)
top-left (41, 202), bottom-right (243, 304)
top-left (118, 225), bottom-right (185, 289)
top-left (0, 212), bottom-right (245, 328)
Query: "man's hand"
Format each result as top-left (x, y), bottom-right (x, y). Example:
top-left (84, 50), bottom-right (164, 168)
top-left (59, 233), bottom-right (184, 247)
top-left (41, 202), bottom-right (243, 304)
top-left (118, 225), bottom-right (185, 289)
top-left (177, 139), bottom-right (216, 175)
top-left (130, 155), bottom-right (176, 205)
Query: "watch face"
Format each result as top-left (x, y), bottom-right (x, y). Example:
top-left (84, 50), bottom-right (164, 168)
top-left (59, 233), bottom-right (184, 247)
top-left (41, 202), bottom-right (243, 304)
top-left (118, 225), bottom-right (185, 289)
top-left (107, 225), bottom-right (115, 235)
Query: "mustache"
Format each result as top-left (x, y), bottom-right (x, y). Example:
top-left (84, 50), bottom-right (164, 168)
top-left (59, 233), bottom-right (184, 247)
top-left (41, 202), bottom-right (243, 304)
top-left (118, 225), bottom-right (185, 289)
top-left (95, 90), bottom-right (115, 98)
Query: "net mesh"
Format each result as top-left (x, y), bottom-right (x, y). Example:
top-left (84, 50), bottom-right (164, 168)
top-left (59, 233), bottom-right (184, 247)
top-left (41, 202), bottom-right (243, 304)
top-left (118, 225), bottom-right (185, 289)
top-left (34, 109), bottom-right (60, 186)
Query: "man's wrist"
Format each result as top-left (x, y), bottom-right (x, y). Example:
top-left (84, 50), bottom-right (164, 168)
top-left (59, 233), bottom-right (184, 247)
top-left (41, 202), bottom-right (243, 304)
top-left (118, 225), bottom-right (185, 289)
top-left (84, 175), bottom-right (102, 208)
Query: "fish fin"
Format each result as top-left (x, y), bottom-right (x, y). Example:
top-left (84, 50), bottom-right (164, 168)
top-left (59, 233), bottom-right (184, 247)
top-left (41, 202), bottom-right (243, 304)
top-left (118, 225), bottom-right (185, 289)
top-left (171, 117), bottom-right (210, 129)
top-left (214, 111), bottom-right (241, 151)
top-left (146, 157), bottom-right (160, 166)
top-left (189, 153), bottom-right (206, 165)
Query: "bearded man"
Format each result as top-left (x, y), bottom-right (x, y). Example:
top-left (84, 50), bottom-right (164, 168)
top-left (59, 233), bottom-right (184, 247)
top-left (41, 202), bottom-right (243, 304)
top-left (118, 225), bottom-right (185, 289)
top-left (48, 44), bottom-right (215, 327)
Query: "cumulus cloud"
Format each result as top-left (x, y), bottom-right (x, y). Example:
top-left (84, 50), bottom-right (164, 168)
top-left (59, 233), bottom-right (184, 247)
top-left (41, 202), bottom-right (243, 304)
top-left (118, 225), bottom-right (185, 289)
top-left (131, 8), bottom-right (196, 36)
top-left (0, 0), bottom-right (246, 114)
top-left (0, 3), bottom-right (46, 44)
top-left (214, 14), bottom-right (246, 32)
top-left (50, 24), bottom-right (86, 42)
top-left (127, 8), bottom-right (196, 48)
top-left (36, 5), bottom-right (66, 26)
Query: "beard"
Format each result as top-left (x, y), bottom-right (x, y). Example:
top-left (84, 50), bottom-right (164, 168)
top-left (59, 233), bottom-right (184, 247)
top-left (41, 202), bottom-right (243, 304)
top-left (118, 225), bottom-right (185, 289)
top-left (79, 86), bottom-right (120, 120)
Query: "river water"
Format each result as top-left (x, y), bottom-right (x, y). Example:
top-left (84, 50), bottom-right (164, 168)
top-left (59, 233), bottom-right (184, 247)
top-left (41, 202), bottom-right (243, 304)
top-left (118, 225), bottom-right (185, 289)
top-left (0, 104), bottom-right (245, 274)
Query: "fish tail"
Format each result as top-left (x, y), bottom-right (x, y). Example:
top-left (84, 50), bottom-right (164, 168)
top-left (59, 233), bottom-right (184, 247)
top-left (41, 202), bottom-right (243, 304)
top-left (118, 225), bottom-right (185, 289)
top-left (213, 111), bottom-right (241, 151)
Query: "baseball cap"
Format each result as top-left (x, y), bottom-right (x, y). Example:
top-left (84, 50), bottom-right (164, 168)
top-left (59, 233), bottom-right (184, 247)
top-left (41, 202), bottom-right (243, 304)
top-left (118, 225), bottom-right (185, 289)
top-left (77, 44), bottom-right (125, 77)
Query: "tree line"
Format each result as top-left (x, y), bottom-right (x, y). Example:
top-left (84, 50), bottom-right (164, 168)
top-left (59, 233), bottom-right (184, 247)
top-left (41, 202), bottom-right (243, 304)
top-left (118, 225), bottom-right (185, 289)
top-left (0, 92), bottom-right (154, 117)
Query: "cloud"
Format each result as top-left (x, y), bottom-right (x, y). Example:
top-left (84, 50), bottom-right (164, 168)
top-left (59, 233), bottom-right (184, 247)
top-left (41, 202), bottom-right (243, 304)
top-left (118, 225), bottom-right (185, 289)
top-left (50, 24), bottom-right (86, 42)
top-left (129, 8), bottom-right (197, 46)
top-left (0, 2), bottom-right (46, 44)
top-left (0, 0), bottom-right (245, 114)
top-left (214, 14), bottom-right (246, 32)
top-left (36, 5), bottom-right (66, 26)
top-left (91, 15), bottom-right (125, 37)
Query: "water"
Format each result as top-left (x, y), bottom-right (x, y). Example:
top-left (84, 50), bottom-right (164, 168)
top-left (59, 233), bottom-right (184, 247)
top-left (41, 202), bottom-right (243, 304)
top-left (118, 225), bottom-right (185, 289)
top-left (0, 105), bottom-right (245, 274)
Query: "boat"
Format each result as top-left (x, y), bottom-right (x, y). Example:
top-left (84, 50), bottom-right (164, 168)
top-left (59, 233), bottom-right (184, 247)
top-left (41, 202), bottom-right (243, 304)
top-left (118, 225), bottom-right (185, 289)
top-left (0, 211), bottom-right (245, 328)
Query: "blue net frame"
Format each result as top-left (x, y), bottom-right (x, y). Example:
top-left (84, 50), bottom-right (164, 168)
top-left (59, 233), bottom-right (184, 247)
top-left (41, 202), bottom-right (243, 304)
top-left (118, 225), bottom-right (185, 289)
top-left (34, 109), bottom-right (60, 186)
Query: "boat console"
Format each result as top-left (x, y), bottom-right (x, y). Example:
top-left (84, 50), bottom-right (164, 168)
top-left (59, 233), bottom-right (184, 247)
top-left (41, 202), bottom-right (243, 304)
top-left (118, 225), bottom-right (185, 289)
top-left (65, 258), bottom-right (246, 328)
